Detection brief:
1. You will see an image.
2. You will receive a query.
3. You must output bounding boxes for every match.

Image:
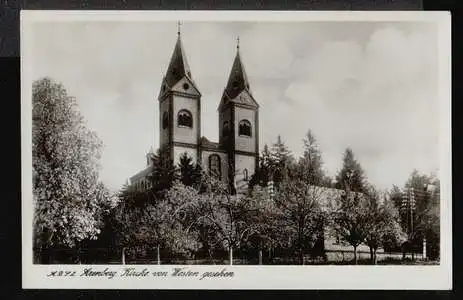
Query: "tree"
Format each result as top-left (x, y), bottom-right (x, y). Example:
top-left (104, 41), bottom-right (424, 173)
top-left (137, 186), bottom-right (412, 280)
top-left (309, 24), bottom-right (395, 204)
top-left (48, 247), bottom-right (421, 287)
top-left (400, 170), bottom-right (440, 260)
top-left (297, 130), bottom-right (325, 186)
top-left (32, 77), bottom-right (115, 263)
top-left (380, 193), bottom-right (408, 257)
top-left (421, 181), bottom-right (440, 260)
top-left (274, 179), bottom-right (326, 265)
top-left (169, 176), bottom-right (261, 265)
top-left (244, 185), bottom-right (284, 264)
top-left (111, 185), bottom-right (152, 264)
top-left (363, 187), bottom-right (406, 264)
top-left (332, 148), bottom-right (369, 264)
top-left (261, 143), bottom-right (272, 167)
top-left (113, 183), bottom-right (200, 265)
top-left (249, 144), bottom-right (272, 188)
top-left (335, 148), bottom-right (366, 193)
top-left (148, 148), bottom-right (179, 198)
top-left (389, 185), bottom-right (403, 210)
top-left (178, 152), bottom-right (203, 189)
top-left (163, 182), bottom-right (204, 258)
top-left (332, 191), bottom-right (368, 265)
top-left (270, 135), bottom-right (295, 185)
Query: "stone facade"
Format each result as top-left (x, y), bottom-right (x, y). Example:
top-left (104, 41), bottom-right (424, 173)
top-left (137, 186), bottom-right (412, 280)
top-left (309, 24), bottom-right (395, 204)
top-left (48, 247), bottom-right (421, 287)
top-left (130, 32), bottom-right (259, 194)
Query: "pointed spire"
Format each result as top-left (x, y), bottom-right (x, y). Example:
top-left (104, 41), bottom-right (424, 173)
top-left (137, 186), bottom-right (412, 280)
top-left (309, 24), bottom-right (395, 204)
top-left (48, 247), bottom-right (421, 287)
top-left (164, 22), bottom-right (193, 88)
top-left (224, 38), bottom-right (251, 100)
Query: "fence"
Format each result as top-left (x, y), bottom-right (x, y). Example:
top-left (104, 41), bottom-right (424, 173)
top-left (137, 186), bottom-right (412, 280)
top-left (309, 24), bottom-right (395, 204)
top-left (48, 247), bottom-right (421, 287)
top-left (34, 246), bottom-right (435, 265)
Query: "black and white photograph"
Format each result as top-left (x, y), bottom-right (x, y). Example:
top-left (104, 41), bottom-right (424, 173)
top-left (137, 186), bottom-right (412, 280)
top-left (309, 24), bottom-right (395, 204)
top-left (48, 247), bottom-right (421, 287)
top-left (21, 11), bottom-right (451, 289)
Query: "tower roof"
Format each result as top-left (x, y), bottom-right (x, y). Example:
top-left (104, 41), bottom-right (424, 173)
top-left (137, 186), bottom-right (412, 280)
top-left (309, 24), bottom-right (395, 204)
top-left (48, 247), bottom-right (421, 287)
top-left (224, 41), bottom-right (251, 100)
top-left (164, 31), bottom-right (196, 89)
top-left (219, 40), bottom-right (259, 110)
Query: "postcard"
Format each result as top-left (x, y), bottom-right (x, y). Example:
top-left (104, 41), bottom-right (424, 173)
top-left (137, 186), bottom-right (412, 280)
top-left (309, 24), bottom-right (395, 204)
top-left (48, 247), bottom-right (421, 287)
top-left (21, 10), bottom-right (452, 290)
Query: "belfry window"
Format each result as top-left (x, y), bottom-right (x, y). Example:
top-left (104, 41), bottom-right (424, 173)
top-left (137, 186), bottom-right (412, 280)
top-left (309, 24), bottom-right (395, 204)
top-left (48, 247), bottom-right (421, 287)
top-left (177, 109), bottom-right (193, 128)
top-left (238, 119), bottom-right (252, 137)
top-left (209, 154), bottom-right (222, 181)
top-left (162, 111), bottom-right (169, 129)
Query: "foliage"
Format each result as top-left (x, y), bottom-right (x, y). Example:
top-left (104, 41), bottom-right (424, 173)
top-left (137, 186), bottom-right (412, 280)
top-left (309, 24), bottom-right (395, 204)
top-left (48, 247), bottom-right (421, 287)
top-left (32, 77), bottom-right (115, 251)
top-left (273, 178), bottom-right (326, 264)
top-left (332, 191), bottom-right (368, 264)
top-left (297, 130), bottom-right (326, 186)
top-left (397, 170), bottom-right (440, 259)
top-left (164, 176), bottom-right (266, 262)
top-left (249, 144), bottom-right (272, 188)
top-left (270, 135), bottom-right (295, 184)
top-left (243, 185), bottom-right (284, 257)
top-left (112, 183), bottom-right (201, 260)
top-left (148, 148), bottom-right (179, 198)
top-left (389, 185), bottom-right (403, 211)
top-left (197, 179), bottom-right (261, 254)
top-left (334, 148), bottom-right (366, 193)
top-left (111, 185), bottom-right (153, 249)
top-left (178, 152), bottom-right (204, 189)
top-left (363, 187), bottom-right (407, 263)
top-left (332, 148), bottom-right (369, 263)
top-left (250, 135), bottom-right (297, 191)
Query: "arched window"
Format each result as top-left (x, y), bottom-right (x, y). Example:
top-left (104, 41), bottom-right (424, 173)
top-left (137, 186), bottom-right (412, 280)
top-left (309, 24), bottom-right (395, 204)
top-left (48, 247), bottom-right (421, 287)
top-left (243, 169), bottom-right (249, 181)
top-left (238, 119), bottom-right (252, 137)
top-left (209, 154), bottom-right (221, 181)
top-left (162, 111), bottom-right (169, 129)
top-left (177, 109), bottom-right (193, 128)
top-left (222, 121), bottom-right (230, 137)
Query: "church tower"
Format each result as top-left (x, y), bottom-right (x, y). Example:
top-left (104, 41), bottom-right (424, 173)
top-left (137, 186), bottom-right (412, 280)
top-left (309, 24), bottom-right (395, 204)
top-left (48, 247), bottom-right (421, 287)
top-left (157, 27), bottom-right (201, 165)
top-left (218, 39), bottom-right (259, 193)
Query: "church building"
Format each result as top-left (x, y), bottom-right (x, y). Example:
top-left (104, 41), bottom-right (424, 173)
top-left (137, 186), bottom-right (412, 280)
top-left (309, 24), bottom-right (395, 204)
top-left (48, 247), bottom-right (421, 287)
top-left (129, 29), bottom-right (259, 193)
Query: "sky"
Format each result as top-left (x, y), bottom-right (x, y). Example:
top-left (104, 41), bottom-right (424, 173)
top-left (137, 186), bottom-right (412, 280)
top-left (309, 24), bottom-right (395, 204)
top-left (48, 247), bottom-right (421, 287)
top-left (30, 20), bottom-right (440, 192)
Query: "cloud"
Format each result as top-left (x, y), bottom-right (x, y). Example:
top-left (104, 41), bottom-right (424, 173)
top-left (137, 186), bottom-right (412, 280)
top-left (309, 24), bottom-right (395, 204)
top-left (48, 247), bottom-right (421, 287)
top-left (278, 24), bottom-right (438, 189)
top-left (30, 21), bottom-right (439, 191)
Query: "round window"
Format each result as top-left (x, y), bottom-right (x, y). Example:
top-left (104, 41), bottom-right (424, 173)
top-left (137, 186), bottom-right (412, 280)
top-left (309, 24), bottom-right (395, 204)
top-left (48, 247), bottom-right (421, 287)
top-left (183, 83), bottom-right (189, 90)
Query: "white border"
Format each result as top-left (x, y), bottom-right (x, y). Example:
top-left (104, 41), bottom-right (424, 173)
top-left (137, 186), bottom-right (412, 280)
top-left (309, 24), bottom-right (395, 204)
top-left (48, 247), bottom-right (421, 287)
top-left (21, 10), bottom-right (452, 290)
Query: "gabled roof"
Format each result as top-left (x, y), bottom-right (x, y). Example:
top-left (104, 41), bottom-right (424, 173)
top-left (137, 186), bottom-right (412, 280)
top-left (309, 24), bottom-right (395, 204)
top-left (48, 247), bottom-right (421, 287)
top-left (218, 89), bottom-right (259, 111)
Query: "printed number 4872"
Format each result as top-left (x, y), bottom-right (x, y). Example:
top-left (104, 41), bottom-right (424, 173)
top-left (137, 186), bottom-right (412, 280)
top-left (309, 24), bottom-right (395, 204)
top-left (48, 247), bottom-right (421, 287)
top-left (47, 270), bottom-right (76, 277)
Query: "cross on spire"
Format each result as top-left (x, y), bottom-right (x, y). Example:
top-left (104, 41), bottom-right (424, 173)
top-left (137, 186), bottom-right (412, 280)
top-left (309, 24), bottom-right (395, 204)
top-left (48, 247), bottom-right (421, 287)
top-left (236, 36), bottom-right (240, 50)
top-left (177, 21), bottom-right (182, 36)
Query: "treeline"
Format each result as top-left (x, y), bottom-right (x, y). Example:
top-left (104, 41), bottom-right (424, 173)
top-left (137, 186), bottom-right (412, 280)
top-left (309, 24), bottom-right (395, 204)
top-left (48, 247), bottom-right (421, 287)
top-left (99, 133), bottom-right (439, 265)
top-left (32, 77), bottom-right (440, 265)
